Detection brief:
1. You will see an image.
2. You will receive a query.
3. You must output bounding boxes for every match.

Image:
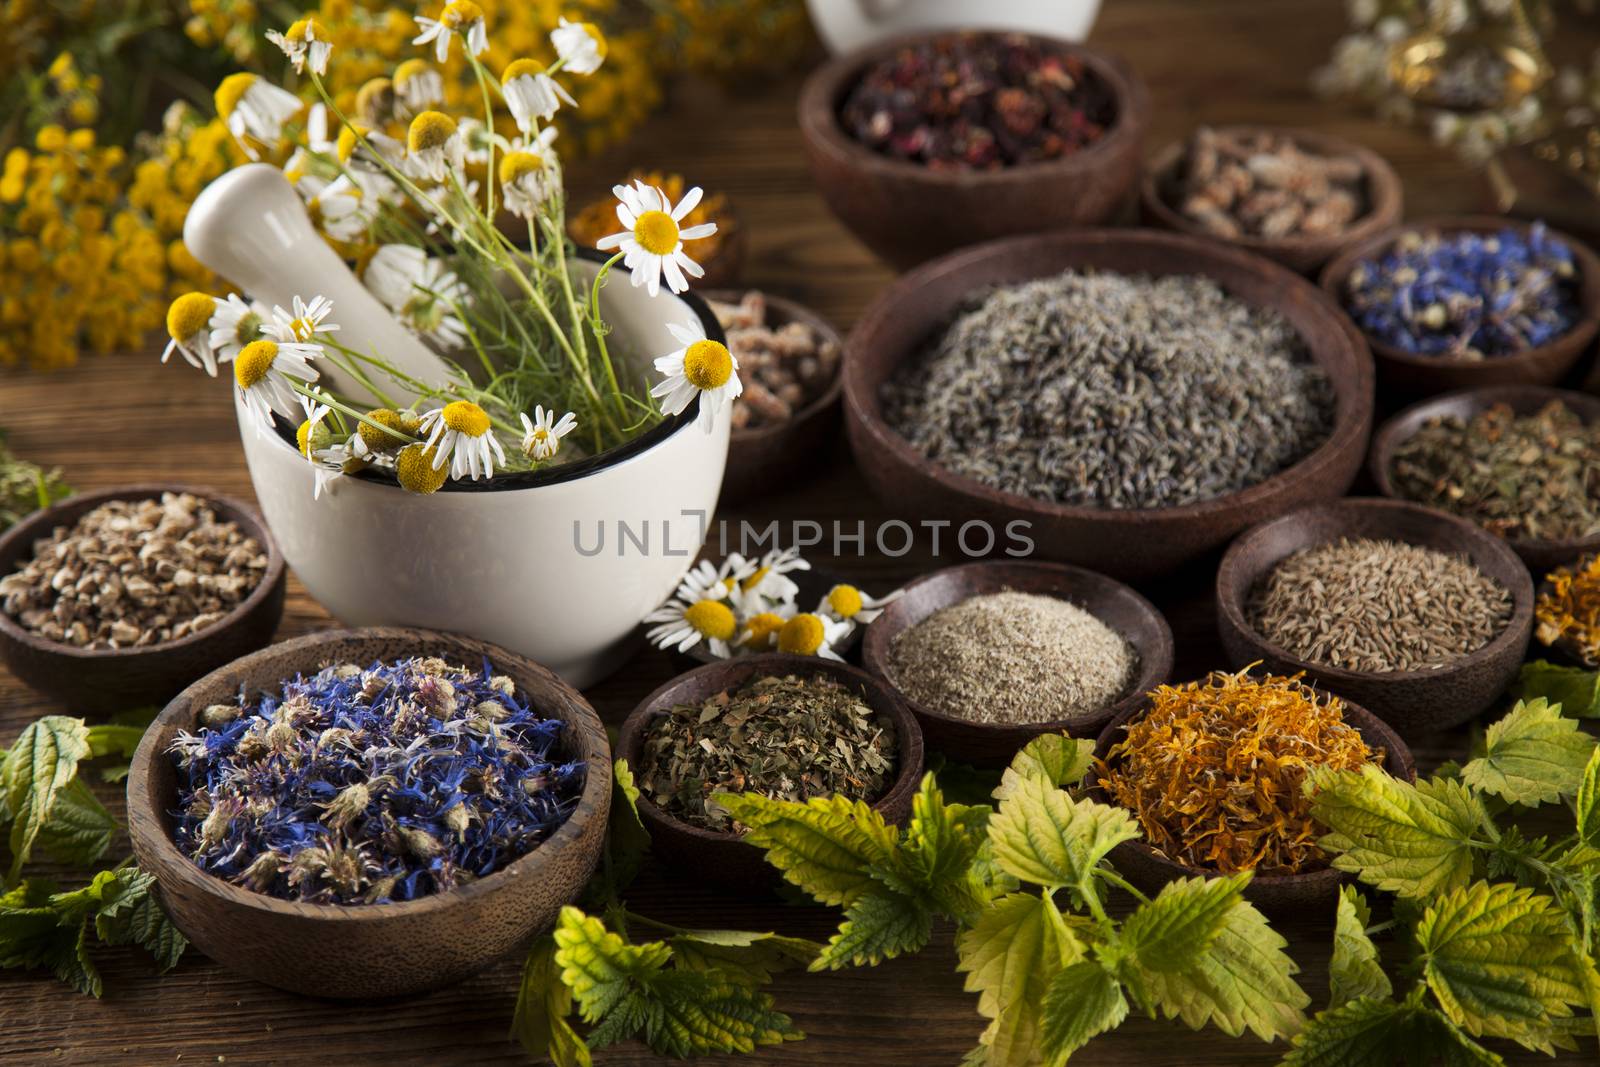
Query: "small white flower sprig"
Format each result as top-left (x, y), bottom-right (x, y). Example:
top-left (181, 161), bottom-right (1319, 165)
top-left (643, 548), bottom-right (902, 660)
top-left (161, 4), bottom-right (743, 498)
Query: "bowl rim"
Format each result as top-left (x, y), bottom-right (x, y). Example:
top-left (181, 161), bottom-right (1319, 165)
top-left (1139, 124), bottom-right (1403, 257)
top-left (701, 289), bottom-right (844, 447)
top-left (860, 559), bottom-right (1175, 737)
top-left (841, 226), bottom-right (1376, 526)
top-left (1216, 496), bottom-right (1536, 688)
top-left (797, 28), bottom-right (1150, 188)
top-left (1368, 384), bottom-right (1600, 563)
top-left (0, 483), bottom-right (287, 662)
top-left (125, 626), bottom-right (612, 922)
top-left (1317, 214), bottom-right (1600, 371)
top-left (614, 653), bottom-right (926, 847)
top-left (1089, 687), bottom-right (1417, 888)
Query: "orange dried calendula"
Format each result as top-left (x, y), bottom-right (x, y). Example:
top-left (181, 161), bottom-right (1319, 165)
top-left (1536, 553), bottom-right (1600, 667)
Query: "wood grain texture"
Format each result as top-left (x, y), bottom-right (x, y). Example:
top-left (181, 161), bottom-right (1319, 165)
top-left (0, 0), bottom-right (1587, 1062)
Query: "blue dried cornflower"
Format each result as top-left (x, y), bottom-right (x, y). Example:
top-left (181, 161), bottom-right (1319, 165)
top-left (168, 656), bottom-right (586, 906)
top-left (1342, 223), bottom-right (1580, 359)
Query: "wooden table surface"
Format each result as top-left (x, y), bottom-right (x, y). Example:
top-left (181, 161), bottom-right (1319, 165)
top-left (1, 1), bottom-right (1589, 1063)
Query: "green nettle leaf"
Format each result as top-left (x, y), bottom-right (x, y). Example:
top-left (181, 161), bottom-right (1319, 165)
top-left (90, 870), bottom-right (186, 973)
top-left (1576, 748), bottom-right (1600, 849)
top-left (1415, 881), bottom-right (1591, 1053)
top-left (512, 936), bottom-right (591, 1067)
top-left (667, 928), bottom-right (820, 984)
top-left (869, 775), bottom-right (990, 921)
top-left (1037, 961), bottom-right (1129, 1066)
top-left (84, 724), bottom-right (145, 763)
top-left (1310, 766), bottom-right (1486, 899)
top-left (1116, 874), bottom-right (1248, 973)
top-left (0, 879), bottom-right (80, 974)
top-left (1513, 661), bottom-right (1600, 719)
top-left (956, 892), bottom-right (1084, 1065)
top-left (1328, 887), bottom-right (1390, 1008)
top-left (554, 906), bottom-right (674, 1023)
top-left (713, 792), bottom-right (896, 908)
top-left (1283, 995), bottom-right (1505, 1067)
top-left (992, 735), bottom-right (1096, 801)
top-left (813, 891), bottom-right (932, 970)
top-left (986, 776), bottom-right (1140, 890)
top-left (38, 779), bottom-right (116, 868)
top-left (602, 759), bottom-right (651, 899)
top-left (3, 716), bottom-right (92, 881)
top-left (1460, 698), bottom-right (1598, 806)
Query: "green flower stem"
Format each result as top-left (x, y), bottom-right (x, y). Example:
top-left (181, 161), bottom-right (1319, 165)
top-left (287, 380), bottom-right (420, 445)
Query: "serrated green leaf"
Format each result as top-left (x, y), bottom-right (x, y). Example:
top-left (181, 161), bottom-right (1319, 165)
top-left (668, 928), bottom-right (820, 984)
top-left (869, 775), bottom-right (990, 922)
top-left (1416, 881), bottom-right (1591, 1054)
top-left (1577, 748), bottom-right (1600, 849)
top-left (813, 890), bottom-right (931, 970)
top-left (38, 779), bottom-right (115, 868)
top-left (1460, 699), bottom-right (1597, 806)
top-left (1283, 995), bottom-right (1505, 1066)
top-left (3, 716), bottom-right (91, 881)
top-left (511, 936), bottom-right (591, 1067)
top-left (601, 759), bottom-right (651, 902)
top-left (1310, 766), bottom-right (1486, 899)
top-left (993, 735), bottom-right (1096, 801)
top-left (1117, 874), bottom-right (1247, 974)
top-left (633, 969), bottom-right (801, 1057)
top-left (91, 870), bottom-right (185, 973)
top-left (0, 879), bottom-right (79, 974)
top-left (54, 920), bottom-right (100, 997)
top-left (1037, 961), bottom-right (1128, 1066)
top-left (987, 776), bottom-right (1139, 890)
top-left (713, 792), bottom-right (896, 908)
top-left (1513, 661), bottom-right (1600, 719)
top-left (1329, 887), bottom-right (1389, 1008)
top-left (1119, 897), bottom-right (1308, 1042)
top-left (956, 891), bottom-right (1083, 1064)
top-left (554, 906), bottom-right (673, 1022)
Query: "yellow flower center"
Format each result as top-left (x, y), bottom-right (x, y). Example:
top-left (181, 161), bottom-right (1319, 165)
top-left (827, 585), bottom-right (864, 618)
top-left (355, 78), bottom-right (394, 123)
top-left (396, 443), bottom-right (448, 494)
top-left (408, 110), bottom-right (457, 153)
top-left (336, 124), bottom-right (368, 164)
top-left (683, 340), bottom-right (733, 391)
top-left (234, 340), bottom-right (279, 389)
top-left (683, 599), bottom-right (737, 642)
top-left (742, 612), bottom-right (786, 649)
top-left (441, 0), bottom-right (484, 28)
top-left (741, 566), bottom-right (770, 591)
top-left (297, 418), bottom-right (331, 458)
top-left (358, 408), bottom-right (416, 452)
top-left (394, 59), bottom-right (430, 88)
top-left (213, 73), bottom-right (257, 120)
top-left (287, 316), bottom-right (317, 341)
top-left (285, 17), bottom-right (317, 43)
top-left (166, 292), bottom-right (215, 342)
top-left (501, 58), bottom-right (546, 85)
top-left (441, 400), bottom-right (491, 437)
top-left (499, 151), bottom-right (543, 186)
top-left (632, 209), bottom-right (680, 256)
top-left (777, 613), bottom-right (826, 656)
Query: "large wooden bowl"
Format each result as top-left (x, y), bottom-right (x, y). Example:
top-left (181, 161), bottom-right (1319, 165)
top-left (126, 627), bottom-right (611, 999)
top-left (798, 31), bottom-right (1149, 269)
top-left (614, 654), bottom-right (924, 892)
top-left (1370, 385), bottom-right (1600, 575)
top-left (861, 561), bottom-right (1172, 767)
top-left (842, 228), bottom-right (1376, 582)
top-left (1319, 216), bottom-right (1600, 399)
top-left (0, 485), bottom-right (286, 714)
top-left (1216, 498), bottom-right (1533, 735)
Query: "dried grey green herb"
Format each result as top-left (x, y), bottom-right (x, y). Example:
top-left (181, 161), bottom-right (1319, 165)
top-left (638, 674), bottom-right (897, 832)
top-left (0, 436), bottom-right (70, 533)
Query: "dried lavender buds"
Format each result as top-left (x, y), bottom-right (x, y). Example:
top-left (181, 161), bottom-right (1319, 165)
top-left (887, 591), bottom-right (1135, 725)
top-left (1248, 538), bottom-right (1513, 673)
top-left (708, 292), bottom-right (840, 431)
top-left (1166, 127), bottom-right (1368, 240)
top-left (0, 492), bottom-right (267, 649)
top-left (1342, 224), bottom-right (1581, 358)
top-left (638, 674), bottom-right (897, 833)
top-left (881, 269), bottom-right (1333, 509)
top-left (840, 32), bottom-right (1114, 170)
top-left (168, 657), bottom-right (585, 906)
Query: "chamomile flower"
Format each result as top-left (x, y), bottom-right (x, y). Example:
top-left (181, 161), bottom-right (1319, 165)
top-left (208, 294), bottom-right (270, 362)
top-left (295, 396), bottom-right (342, 499)
top-left (643, 596), bottom-right (737, 657)
top-left (363, 244), bottom-right (469, 349)
top-left (819, 584), bottom-right (900, 625)
top-left (775, 612), bottom-right (851, 660)
top-left (267, 17), bottom-right (332, 76)
top-left (499, 151), bottom-right (552, 219)
top-left (393, 59), bottom-right (445, 115)
top-left (214, 73), bottom-right (302, 155)
top-left (595, 180), bottom-right (718, 296)
top-left (407, 110), bottom-right (463, 183)
top-left (337, 122), bottom-right (405, 171)
top-left (395, 442), bottom-right (449, 494)
top-left (418, 400), bottom-right (506, 481)
top-left (737, 607), bottom-right (796, 652)
top-left (301, 174), bottom-right (370, 243)
top-left (266, 294), bottom-right (340, 345)
top-left (551, 18), bottom-right (606, 75)
top-left (501, 59), bottom-right (575, 131)
top-left (740, 547), bottom-right (810, 604)
top-left (651, 318), bottom-right (742, 431)
top-left (675, 555), bottom-right (755, 604)
top-left (519, 406), bottom-right (577, 461)
top-left (234, 338), bottom-right (321, 434)
top-left (413, 1), bottom-right (487, 62)
top-left (163, 293), bottom-right (221, 376)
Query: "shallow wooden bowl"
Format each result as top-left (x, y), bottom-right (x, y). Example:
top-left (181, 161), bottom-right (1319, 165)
top-left (1319, 216), bottom-right (1600, 399)
top-left (1139, 125), bottom-right (1403, 275)
top-left (1090, 692), bottom-right (1415, 917)
top-left (842, 228), bottom-right (1375, 582)
top-left (706, 290), bottom-right (845, 502)
top-left (126, 627), bottom-right (612, 999)
top-left (1216, 497), bottom-right (1533, 735)
top-left (1370, 385), bottom-right (1600, 575)
top-left (798, 31), bottom-right (1149, 269)
top-left (861, 561), bottom-right (1173, 768)
top-left (614, 654), bottom-right (924, 892)
top-left (0, 485), bottom-right (287, 714)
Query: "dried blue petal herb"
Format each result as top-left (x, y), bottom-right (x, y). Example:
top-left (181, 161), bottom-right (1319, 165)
top-left (1342, 223), bottom-right (1580, 359)
top-left (168, 656), bottom-right (585, 906)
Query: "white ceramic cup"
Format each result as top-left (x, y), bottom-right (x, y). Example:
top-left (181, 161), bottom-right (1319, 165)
top-left (805, 0), bottom-right (1103, 54)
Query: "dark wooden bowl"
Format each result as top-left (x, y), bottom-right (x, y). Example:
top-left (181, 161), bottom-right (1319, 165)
top-left (1089, 692), bottom-right (1415, 918)
top-left (614, 654), bottom-right (924, 892)
top-left (1139, 125), bottom-right (1403, 276)
top-left (861, 561), bottom-right (1173, 767)
top-left (842, 228), bottom-right (1376, 582)
top-left (126, 627), bottom-right (611, 999)
top-left (660, 562), bottom-right (867, 670)
top-left (1216, 497), bottom-right (1533, 735)
top-left (0, 485), bottom-right (287, 714)
top-left (706, 290), bottom-right (845, 502)
top-left (798, 31), bottom-right (1149, 269)
top-left (1319, 216), bottom-right (1600, 399)
top-left (1369, 385), bottom-right (1600, 575)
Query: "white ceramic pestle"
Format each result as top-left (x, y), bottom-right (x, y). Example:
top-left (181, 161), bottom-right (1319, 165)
top-left (183, 163), bottom-right (454, 406)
